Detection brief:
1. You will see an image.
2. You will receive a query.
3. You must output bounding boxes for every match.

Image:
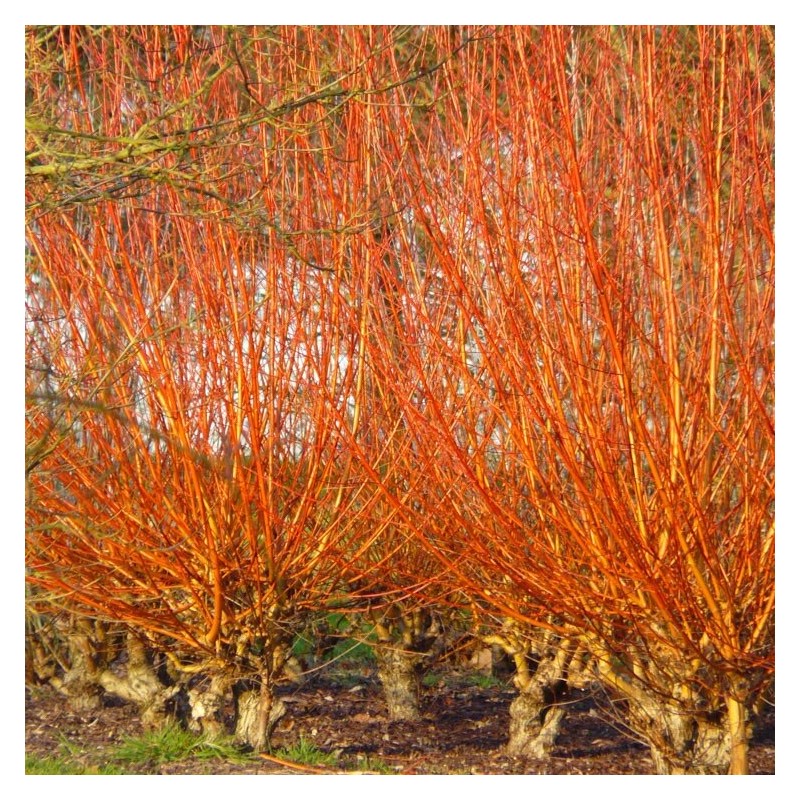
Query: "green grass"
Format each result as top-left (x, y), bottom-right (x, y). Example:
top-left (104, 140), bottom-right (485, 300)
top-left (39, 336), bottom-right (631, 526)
top-left (26, 733), bottom-right (127, 775)
top-left (113, 724), bottom-right (252, 766)
top-left (25, 754), bottom-right (124, 775)
top-left (460, 672), bottom-right (505, 689)
top-left (291, 632), bottom-right (316, 661)
top-left (273, 736), bottom-right (340, 768)
top-left (291, 612), bottom-right (377, 672)
top-left (328, 636), bottom-right (375, 664)
top-left (422, 669), bottom-right (506, 690)
top-left (352, 755), bottom-right (397, 774)
top-left (27, 724), bottom-right (255, 774)
top-left (422, 672), bottom-right (441, 687)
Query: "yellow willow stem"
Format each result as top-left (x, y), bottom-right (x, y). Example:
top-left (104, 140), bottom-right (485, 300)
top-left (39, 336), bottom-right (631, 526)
top-left (201, 497), bottom-right (224, 648)
top-left (727, 692), bottom-right (749, 774)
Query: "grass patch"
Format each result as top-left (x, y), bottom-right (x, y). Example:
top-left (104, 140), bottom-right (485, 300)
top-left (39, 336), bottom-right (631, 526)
top-left (329, 636), bottom-right (375, 664)
top-left (460, 672), bottom-right (505, 689)
top-left (353, 755), bottom-right (397, 774)
top-left (28, 726), bottom-right (253, 774)
top-left (27, 733), bottom-right (127, 775)
top-left (274, 736), bottom-right (340, 767)
top-left (113, 724), bottom-right (252, 766)
top-left (422, 669), bottom-right (507, 690)
top-left (25, 754), bottom-right (124, 775)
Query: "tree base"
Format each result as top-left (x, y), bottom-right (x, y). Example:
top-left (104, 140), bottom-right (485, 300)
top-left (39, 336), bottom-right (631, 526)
top-left (233, 679), bottom-right (287, 751)
top-left (507, 677), bottom-right (567, 758)
top-left (375, 646), bottom-right (423, 721)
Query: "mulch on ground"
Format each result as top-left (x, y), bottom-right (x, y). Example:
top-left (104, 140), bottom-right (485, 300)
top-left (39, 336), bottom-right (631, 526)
top-left (25, 669), bottom-right (775, 775)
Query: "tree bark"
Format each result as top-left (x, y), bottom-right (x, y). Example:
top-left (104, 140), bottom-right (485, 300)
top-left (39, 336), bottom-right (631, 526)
top-left (616, 683), bottom-right (732, 774)
top-left (233, 674), bottom-right (286, 752)
top-left (186, 671), bottom-right (234, 738)
top-left (375, 646), bottom-right (423, 721)
top-left (596, 647), bottom-right (737, 774)
top-left (506, 669), bottom-right (568, 758)
top-left (53, 620), bottom-right (104, 711)
top-left (488, 629), bottom-right (579, 760)
top-left (97, 633), bottom-right (180, 730)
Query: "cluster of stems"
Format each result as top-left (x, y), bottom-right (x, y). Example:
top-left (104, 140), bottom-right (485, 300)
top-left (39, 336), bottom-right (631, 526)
top-left (26, 26), bottom-right (773, 772)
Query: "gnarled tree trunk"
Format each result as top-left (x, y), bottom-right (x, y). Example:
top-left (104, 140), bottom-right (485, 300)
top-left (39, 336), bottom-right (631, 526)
top-left (50, 617), bottom-right (107, 711)
top-left (597, 651), bottom-right (735, 774)
top-left (506, 637), bottom-right (578, 759)
top-left (97, 633), bottom-right (180, 730)
top-left (232, 640), bottom-right (290, 751)
top-left (186, 670), bottom-right (234, 738)
top-left (626, 693), bottom-right (731, 774)
top-left (485, 627), bottom-right (585, 760)
top-left (233, 674), bottom-right (287, 751)
top-left (372, 607), bottom-right (442, 721)
top-left (375, 646), bottom-right (424, 721)
top-left (507, 672), bottom-right (568, 758)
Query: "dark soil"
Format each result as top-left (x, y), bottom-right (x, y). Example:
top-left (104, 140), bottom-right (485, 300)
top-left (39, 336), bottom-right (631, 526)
top-left (25, 667), bottom-right (775, 775)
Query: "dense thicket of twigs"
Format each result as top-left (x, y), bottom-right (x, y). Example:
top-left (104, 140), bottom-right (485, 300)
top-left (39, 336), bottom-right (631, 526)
top-left (25, 25), bottom-right (773, 773)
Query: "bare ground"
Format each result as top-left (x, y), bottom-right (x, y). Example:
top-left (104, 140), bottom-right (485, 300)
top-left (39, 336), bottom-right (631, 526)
top-left (25, 664), bottom-right (775, 775)
top-left (25, 670), bottom-right (775, 775)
